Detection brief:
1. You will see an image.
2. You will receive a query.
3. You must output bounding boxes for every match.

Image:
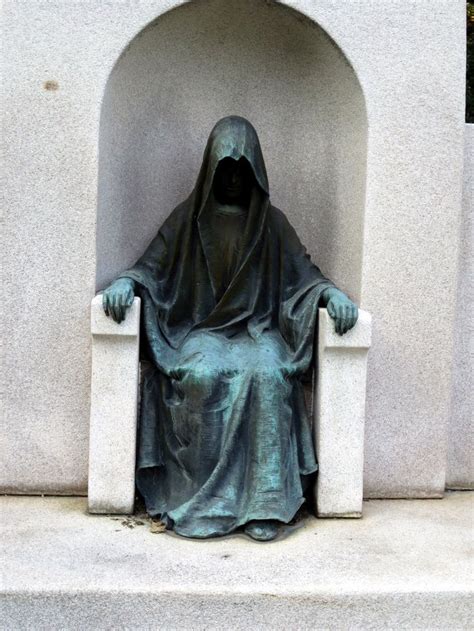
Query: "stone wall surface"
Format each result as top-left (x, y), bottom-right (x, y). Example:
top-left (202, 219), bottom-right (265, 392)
top-left (447, 124), bottom-right (474, 489)
top-left (1, 0), bottom-right (466, 496)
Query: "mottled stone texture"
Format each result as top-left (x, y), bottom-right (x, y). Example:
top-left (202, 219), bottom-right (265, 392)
top-left (447, 125), bottom-right (474, 489)
top-left (1, 0), bottom-right (466, 496)
top-left (315, 309), bottom-right (371, 517)
top-left (88, 296), bottom-right (140, 514)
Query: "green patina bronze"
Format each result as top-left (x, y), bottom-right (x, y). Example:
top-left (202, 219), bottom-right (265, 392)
top-left (102, 116), bottom-right (357, 541)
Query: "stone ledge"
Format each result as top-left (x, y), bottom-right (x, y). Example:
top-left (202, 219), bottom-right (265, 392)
top-left (1, 493), bottom-right (472, 629)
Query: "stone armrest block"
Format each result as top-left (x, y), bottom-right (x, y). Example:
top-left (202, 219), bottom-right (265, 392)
top-left (88, 295), bottom-right (141, 514)
top-left (315, 308), bottom-right (372, 518)
top-left (91, 295), bottom-right (141, 336)
top-left (319, 307), bottom-right (371, 349)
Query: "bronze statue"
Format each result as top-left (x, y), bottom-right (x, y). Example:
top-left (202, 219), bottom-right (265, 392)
top-left (102, 116), bottom-right (358, 541)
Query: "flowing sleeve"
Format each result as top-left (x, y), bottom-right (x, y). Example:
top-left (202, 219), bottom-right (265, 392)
top-left (115, 201), bottom-right (193, 363)
top-left (118, 230), bottom-right (168, 305)
top-left (274, 208), bottom-right (335, 370)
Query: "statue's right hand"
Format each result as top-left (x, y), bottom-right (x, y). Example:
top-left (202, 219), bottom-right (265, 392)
top-left (102, 278), bottom-right (136, 323)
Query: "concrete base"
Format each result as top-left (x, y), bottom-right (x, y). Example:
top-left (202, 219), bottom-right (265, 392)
top-left (1, 493), bottom-right (472, 629)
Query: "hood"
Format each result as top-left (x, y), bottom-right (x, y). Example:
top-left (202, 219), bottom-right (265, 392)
top-left (193, 116), bottom-right (269, 215)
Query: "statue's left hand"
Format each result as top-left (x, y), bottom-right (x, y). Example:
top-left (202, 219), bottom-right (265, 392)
top-left (102, 277), bottom-right (135, 324)
top-left (322, 287), bottom-right (358, 336)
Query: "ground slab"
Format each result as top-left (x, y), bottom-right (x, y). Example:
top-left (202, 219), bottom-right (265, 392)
top-left (1, 492), bottom-right (472, 629)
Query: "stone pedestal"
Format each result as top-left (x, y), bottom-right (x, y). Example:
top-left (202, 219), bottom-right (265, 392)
top-left (315, 308), bottom-right (372, 517)
top-left (88, 296), bottom-right (140, 514)
top-left (3, 493), bottom-right (472, 629)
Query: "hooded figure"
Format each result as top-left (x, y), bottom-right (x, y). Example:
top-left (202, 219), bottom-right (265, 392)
top-left (102, 116), bottom-right (358, 540)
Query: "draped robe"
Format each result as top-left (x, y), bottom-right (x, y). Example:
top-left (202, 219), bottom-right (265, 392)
top-left (120, 116), bottom-right (335, 538)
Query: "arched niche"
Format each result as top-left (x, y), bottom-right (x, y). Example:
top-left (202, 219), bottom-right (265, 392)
top-left (96, 0), bottom-right (367, 302)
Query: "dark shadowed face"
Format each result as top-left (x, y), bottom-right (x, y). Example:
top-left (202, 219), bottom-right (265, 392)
top-left (213, 157), bottom-right (253, 204)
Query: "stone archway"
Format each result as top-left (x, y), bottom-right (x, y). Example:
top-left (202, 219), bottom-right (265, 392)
top-left (96, 0), bottom-right (367, 303)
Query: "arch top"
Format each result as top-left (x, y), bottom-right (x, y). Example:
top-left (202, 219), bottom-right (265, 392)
top-left (104, 0), bottom-right (365, 101)
top-left (97, 0), bottom-right (367, 304)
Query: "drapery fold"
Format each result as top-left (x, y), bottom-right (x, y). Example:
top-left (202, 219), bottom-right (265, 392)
top-left (120, 116), bottom-right (334, 537)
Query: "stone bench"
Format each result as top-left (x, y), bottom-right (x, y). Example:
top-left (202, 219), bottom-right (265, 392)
top-left (88, 296), bottom-right (371, 517)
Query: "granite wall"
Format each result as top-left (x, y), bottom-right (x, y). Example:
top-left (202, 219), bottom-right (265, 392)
top-left (2, 0), bottom-right (466, 497)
